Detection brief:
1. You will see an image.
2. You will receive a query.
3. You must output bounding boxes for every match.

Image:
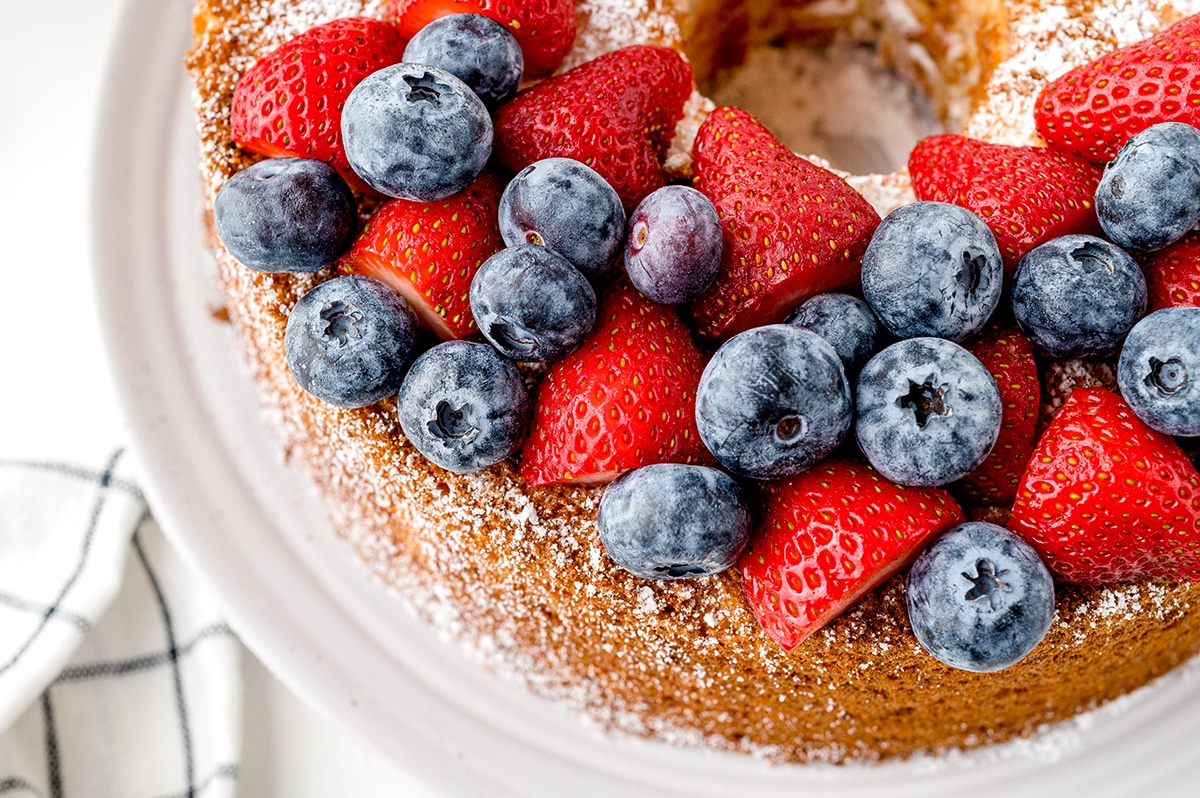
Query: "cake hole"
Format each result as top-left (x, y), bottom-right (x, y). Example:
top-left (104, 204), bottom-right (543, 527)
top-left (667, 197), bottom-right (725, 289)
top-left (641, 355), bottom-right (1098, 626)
top-left (704, 41), bottom-right (942, 175)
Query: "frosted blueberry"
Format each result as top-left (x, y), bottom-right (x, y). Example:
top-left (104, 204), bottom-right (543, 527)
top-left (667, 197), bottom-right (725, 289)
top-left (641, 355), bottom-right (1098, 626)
top-left (1097, 122), bottom-right (1200, 252)
top-left (855, 337), bottom-right (1001, 487)
top-left (906, 522), bottom-right (1055, 673)
top-left (624, 185), bottom-right (723, 304)
top-left (213, 158), bottom-right (357, 273)
top-left (498, 158), bottom-right (626, 277)
top-left (786, 292), bottom-right (880, 376)
top-left (284, 276), bottom-right (418, 408)
top-left (861, 201), bottom-right (1002, 341)
top-left (597, 464), bottom-right (750, 580)
top-left (396, 340), bottom-right (531, 474)
top-left (1118, 306), bottom-right (1200, 437)
top-left (1011, 234), bottom-right (1146, 359)
top-left (342, 63), bottom-right (492, 201)
top-left (402, 14), bottom-right (524, 109)
top-left (470, 244), bottom-right (597, 362)
top-left (696, 325), bottom-right (852, 480)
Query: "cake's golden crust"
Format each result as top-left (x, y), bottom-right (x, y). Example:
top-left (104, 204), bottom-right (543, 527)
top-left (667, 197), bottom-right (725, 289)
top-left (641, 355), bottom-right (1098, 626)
top-left (187, 0), bottom-right (1200, 763)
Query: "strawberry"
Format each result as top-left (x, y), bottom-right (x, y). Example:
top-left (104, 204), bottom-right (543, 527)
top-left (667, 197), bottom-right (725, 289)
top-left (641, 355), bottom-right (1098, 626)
top-left (493, 46), bottom-right (693, 211)
top-left (231, 18), bottom-right (408, 194)
top-left (689, 107), bottom-right (881, 342)
top-left (1136, 230), bottom-right (1200, 311)
top-left (1034, 15), bottom-right (1200, 164)
top-left (1009, 387), bottom-right (1200, 584)
top-left (959, 324), bottom-right (1041, 506)
top-left (338, 169), bottom-right (503, 340)
top-left (740, 457), bottom-right (964, 651)
top-left (519, 278), bottom-right (710, 487)
top-left (908, 134), bottom-right (1103, 270)
top-left (389, 0), bottom-right (576, 77)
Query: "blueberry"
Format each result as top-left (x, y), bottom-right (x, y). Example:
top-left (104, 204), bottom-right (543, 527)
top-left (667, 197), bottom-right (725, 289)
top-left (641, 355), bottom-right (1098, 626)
top-left (1118, 306), bottom-right (1200, 437)
top-left (213, 158), bottom-right (357, 273)
top-left (1011, 234), bottom-right (1146, 359)
top-left (855, 337), bottom-right (1001, 487)
top-left (284, 275), bottom-right (418, 408)
top-left (402, 14), bottom-right (524, 109)
top-left (396, 340), bottom-right (531, 473)
top-left (861, 201), bottom-right (1003, 341)
top-left (696, 325), bottom-right (852, 480)
top-left (906, 522), bottom-right (1055, 673)
top-left (342, 63), bottom-right (492, 201)
top-left (1097, 122), bottom-right (1200, 252)
top-left (498, 158), bottom-right (626, 278)
top-left (469, 244), bottom-right (596, 362)
top-left (596, 464), bottom-right (750, 580)
top-left (786, 292), bottom-right (880, 376)
top-left (624, 185), bottom-right (723, 304)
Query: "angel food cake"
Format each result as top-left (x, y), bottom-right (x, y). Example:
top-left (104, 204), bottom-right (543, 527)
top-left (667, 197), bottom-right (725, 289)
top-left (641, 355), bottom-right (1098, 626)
top-left (187, 0), bottom-right (1200, 763)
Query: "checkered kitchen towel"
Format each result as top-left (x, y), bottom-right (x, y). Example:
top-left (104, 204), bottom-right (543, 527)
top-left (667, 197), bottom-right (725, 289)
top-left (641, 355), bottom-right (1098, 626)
top-left (0, 450), bottom-right (241, 797)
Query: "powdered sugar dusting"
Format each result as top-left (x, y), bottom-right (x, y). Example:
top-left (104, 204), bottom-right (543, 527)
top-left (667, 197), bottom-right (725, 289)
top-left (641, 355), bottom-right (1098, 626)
top-left (188, 0), bottom-right (1200, 767)
top-left (965, 0), bottom-right (1200, 144)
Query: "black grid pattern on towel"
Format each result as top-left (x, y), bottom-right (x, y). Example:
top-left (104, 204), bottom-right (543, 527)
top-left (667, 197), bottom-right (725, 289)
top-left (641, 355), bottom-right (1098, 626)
top-left (0, 452), bottom-right (239, 798)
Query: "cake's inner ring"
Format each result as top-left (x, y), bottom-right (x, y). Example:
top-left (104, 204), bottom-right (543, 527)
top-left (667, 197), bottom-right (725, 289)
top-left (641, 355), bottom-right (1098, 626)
top-left (704, 40), bottom-right (942, 174)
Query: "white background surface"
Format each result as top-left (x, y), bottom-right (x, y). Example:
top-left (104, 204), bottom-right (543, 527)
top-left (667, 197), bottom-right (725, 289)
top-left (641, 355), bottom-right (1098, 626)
top-left (1, 0), bottom-right (438, 793)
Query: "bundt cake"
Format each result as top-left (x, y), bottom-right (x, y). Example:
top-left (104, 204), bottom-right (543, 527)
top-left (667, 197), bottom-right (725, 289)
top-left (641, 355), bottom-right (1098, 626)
top-left (186, 0), bottom-right (1200, 764)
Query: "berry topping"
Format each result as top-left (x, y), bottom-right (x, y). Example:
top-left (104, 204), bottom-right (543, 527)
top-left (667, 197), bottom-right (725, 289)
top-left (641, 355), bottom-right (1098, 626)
top-left (469, 244), bottom-right (597, 363)
top-left (338, 169), bottom-right (503, 340)
top-left (231, 18), bottom-right (409, 194)
top-left (785, 293), bottom-right (880, 378)
top-left (695, 325), bottom-right (852, 481)
top-left (1035, 14), bottom-right (1200, 164)
top-left (1010, 388), bottom-right (1200, 584)
top-left (213, 158), bottom-right (357, 274)
top-left (855, 337), bottom-right (1002, 487)
top-left (1117, 307), bottom-right (1200, 437)
top-left (1010, 234), bottom-right (1147, 359)
top-left (908, 134), bottom-right (1102, 269)
top-left (690, 107), bottom-right (881, 341)
top-left (1137, 230), bottom-right (1200, 311)
top-left (624, 185), bottom-right (723, 305)
top-left (497, 158), bottom-right (626, 278)
top-left (597, 464), bottom-right (750, 580)
top-left (861, 201), bottom-right (1002, 342)
top-left (494, 46), bottom-right (693, 210)
top-left (519, 279), bottom-right (710, 487)
top-left (402, 13), bottom-right (524, 109)
top-left (958, 324), bottom-right (1041, 506)
top-left (391, 0), bottom-right (576, 78)
top-left (1096, 122), bottom-right (1200, 252)
top-left (284, 275), bottom-right (418, 408)
top-left (342, 63), bottom-right (492, 201)
top-left (740, 457), bottom-right (963, 650)
top-left (906, 522), bottom-right (1055, 673)
top-left (397, 340), bottom-right (531, 474)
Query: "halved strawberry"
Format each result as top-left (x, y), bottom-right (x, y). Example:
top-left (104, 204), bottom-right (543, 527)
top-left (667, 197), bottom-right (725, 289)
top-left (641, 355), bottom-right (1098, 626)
top-left (1136, 230), bottom-right (1200, 311)
top-left (1035, 14), bottom-right (1200, 164)
top-left (689, 107), bottom-right (881, 342)
top-left (231, 17), bottom-right (409, 194)
top-left (493, 45), bottom-right (693, 211)
top-left (741, 457), bottom-right (964, 651)
top-left (908, 134), bottom-right (1103, 270)
top-left (338, 170), bottom-right (503, 339)
top-left (1009, 387), bottom-right (1200, 584)
top-left (959, 324), bottom-right (1041, 506)
top-left (519, 278), bottom-right (711, 486)
top-left (389, 0), bottom-right (576, 77)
